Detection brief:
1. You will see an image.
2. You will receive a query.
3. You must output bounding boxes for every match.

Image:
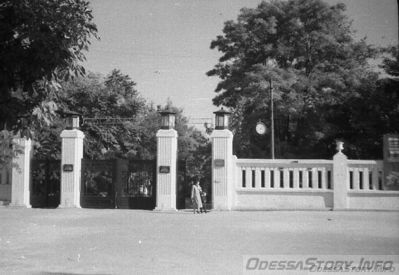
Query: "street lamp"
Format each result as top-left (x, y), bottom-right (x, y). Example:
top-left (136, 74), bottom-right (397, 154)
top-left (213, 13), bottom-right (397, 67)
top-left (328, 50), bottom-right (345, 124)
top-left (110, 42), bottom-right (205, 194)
top-left (264, 58), bottom-right (276, 160)
top-left (159, 108), bottom-right (176, 129)
top-left (213, 107), bottom-right (231, 130)
top-left (60, 110), bottom-right (81, 130)
top-left (269, 78), bottom-right (275, 159)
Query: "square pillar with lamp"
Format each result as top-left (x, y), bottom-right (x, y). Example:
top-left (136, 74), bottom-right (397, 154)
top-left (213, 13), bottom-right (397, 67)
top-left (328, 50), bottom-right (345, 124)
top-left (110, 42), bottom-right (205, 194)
top-left (155, 108), bottom-right (178, 211)
top-left (210, 108), bottom-right (235, 210)
top-left (59, 110), bottom-right (84, 208)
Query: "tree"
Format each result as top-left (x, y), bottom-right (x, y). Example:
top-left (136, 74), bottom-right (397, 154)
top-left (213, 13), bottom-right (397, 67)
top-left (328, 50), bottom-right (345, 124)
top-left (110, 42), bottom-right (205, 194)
top-left (34, 70), bottom-right (212, 175)
top-left (0, 0), bottom-right (98, 130)
top-left (33, 70), bottom-right (148, 160)
top-left (208, 0), bottom-right (377, 158)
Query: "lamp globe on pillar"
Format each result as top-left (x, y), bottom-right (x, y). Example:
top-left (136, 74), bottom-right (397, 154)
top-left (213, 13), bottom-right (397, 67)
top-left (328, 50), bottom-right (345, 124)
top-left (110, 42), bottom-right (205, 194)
top-left (63, 110), bottom-right (81, 130)
top-left (159, 108), bottom-right (176, 130)
top-left (214, 107), bottom-right (231, 130)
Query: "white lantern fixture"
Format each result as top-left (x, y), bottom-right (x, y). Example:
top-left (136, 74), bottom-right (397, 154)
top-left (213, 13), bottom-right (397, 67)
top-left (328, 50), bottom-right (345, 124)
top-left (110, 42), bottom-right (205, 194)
top-left (63, 110), bottom-right (81, 130)
top-left (213, 107), bottom-right (231, 130)
top-left (159, 109), bottom-right (176, 130)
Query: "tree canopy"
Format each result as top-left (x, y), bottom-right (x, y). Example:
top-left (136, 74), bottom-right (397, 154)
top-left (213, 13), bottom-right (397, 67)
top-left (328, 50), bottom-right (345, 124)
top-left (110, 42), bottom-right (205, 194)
top-left (207, 0), bottom-right (390, 159)
top-left (0, 0), bottom-right (98, 130)
top-left (33, 70), bottom-right (211, 167)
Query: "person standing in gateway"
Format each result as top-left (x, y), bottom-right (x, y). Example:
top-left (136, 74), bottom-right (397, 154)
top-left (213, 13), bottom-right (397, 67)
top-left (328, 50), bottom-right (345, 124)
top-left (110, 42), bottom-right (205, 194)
top-left (191, 179), bottom-right (203, 214)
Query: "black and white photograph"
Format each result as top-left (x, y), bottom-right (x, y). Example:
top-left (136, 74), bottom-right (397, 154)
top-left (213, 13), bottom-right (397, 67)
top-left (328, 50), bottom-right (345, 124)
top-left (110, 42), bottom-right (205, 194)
top-left (0, 0), bottom-right (398, 274)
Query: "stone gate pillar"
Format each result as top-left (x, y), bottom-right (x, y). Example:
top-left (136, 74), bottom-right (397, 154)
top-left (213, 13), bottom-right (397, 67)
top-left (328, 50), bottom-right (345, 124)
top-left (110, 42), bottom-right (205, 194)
top-left (211, 108), bottom-right (234, 210)
top-left (211, 130), bottom-right (234, 210)
top-left (10, 138), bottom-right (33, 207)
top-left (155, 129), bottom-right (178, 211)
top-left (59, 129), bottom-right (84, 208)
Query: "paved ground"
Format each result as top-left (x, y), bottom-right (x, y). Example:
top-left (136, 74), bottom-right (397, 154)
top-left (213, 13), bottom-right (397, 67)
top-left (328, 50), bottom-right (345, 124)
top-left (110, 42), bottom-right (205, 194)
top-left (0, 208), bottom-right (398, 275)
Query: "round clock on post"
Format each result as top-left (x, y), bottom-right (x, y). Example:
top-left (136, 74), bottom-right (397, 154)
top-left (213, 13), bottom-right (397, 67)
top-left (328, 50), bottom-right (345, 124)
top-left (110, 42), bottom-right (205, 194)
top-left (256, 121), bottom-right (267, 135)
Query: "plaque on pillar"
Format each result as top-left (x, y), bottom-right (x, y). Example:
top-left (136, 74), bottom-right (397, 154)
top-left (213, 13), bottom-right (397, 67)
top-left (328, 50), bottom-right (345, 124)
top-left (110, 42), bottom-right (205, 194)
top-left (214, 159), bottom-right (225, 168)
top-left (159, 166), bottom-right (170, 174)
top-left (63, 164), bottom-right (74, 172)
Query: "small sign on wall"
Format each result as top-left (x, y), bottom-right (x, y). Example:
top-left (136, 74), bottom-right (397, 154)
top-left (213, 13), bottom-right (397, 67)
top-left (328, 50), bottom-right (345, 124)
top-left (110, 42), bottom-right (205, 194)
top-left (63, 164), bottom-right (73, 172)
top-left (214, 159), bottom-right (225, 168)
top-left (159, 166), bottom-right (170, 174)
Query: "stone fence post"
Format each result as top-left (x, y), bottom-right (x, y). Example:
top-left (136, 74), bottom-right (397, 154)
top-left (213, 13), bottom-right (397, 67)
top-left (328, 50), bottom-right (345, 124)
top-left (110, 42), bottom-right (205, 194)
top-left (10, 138), bottom-right (32, 207)
top-left (333, 141), bottom-right (348, 210)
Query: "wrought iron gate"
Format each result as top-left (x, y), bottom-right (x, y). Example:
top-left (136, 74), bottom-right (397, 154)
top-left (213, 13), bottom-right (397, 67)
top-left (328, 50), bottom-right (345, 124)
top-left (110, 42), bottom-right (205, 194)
top-left (81, 159), bottom-right (115, 208)
top-left (81, 159), bottom-right (156, 209)
top-left (116, 159), bottom-right (156, 209)
top-left (176, 159), bottom-right (187, 209)
top-left (30, 159), bottom-right (61, 208)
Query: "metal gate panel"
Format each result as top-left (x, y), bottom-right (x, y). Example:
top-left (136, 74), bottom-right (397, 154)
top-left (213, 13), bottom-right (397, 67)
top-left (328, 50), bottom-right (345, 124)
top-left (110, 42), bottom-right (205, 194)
top-left (30, 159), bottom-right (61, 208)
top-left (176, 159), bottom-right (187, 210)
top-left (116, 159), bottom-right (156, 210)
top-left (81, 159), bottom-right (115, 208)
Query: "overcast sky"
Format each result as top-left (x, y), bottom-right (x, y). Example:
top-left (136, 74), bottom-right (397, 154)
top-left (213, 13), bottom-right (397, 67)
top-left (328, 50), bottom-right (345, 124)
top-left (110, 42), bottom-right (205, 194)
top-left (83, 0), bottom-right (398, 128)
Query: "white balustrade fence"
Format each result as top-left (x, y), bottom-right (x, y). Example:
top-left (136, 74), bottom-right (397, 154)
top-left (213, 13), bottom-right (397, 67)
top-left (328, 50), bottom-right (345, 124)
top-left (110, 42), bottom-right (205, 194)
top-left (347, 160), bottom-right (383, 191)
top-left (232, 157), bottom-right (397, 210)
top-left (210, 128), bottom-right (399, 211)
top-left (237, 159), bottom-right (334, 191)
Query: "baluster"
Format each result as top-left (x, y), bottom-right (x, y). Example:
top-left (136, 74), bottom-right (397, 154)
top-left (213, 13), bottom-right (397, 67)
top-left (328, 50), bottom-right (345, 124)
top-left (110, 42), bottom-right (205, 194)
top-left (246, 168), bottom-right (252, 189)
top-left (265, 168), bottom-right (270, 188)
top-left (293, 168), bottom-right (299, 189)
top-left (303, 168), bottom-right (309, 188)
top-left (312, 168), bottom-right (318, 189)
top-left (255, 167), bottom-right (261, 189)
top-left (283, 168), bottom-right (289, 189)
top-left (363, 167), bottom-right (369, 190)
top-left (353, 168), bottom-right (360, 190)
top-left (274, 168), bottom-right (280, 189)
top-left (321, 167), bottom-right (327, 190)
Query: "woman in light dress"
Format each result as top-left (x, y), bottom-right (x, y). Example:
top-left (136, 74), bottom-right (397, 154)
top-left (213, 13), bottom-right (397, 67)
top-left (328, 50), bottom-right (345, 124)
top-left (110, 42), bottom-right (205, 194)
top-left (191, 180), bottom-right (203, 214)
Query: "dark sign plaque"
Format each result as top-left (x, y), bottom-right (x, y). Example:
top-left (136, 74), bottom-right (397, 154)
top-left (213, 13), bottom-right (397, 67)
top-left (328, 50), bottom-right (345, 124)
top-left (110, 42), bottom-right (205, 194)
top-left (159, 166), bottom-right (170, 174)
top-left (63, 164), bottom-right (73, 172)
top-left (214, 159), bottom-right (225, 168)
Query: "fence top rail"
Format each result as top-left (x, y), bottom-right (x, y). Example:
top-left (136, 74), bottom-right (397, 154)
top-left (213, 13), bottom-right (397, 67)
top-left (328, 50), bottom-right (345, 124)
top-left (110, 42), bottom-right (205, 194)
top-left (347, 160), bottom-right (383, 165)
top-left (235, 159), bottom-right (333, 165)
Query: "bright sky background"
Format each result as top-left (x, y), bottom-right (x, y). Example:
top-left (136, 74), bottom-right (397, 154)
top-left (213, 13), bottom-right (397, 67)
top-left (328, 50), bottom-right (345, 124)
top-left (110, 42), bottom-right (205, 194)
top-left (83, 0), bottom-right (398, 128)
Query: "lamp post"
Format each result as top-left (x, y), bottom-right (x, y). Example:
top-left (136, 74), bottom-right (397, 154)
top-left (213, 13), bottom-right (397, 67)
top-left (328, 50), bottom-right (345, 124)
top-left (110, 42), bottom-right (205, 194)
top-left (58, 110), bottom-right (81, 130)
top-left (269, 78), bottom-right (275, 159)
top-left (158, 109), bottom-right (176, 130)
top-left (264, 58), bottom-right (276, 160)
top-left (213, 107), bottom-right (231, 130)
